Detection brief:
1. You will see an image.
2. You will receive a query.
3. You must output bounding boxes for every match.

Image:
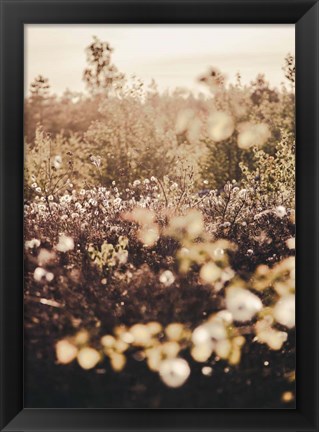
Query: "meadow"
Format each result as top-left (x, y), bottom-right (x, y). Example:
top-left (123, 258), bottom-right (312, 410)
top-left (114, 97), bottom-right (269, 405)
top-left (24, 38), bottom-right (295, 407)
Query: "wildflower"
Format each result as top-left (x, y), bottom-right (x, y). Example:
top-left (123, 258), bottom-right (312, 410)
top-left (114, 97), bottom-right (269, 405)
top-left (159, 270), bottom-right (175, 287)
top-left (77, 347), bottom-right (101, 370)
top-left (175, 109), bottom-right (195, 134)
top-left (101, 335), bottom-right (116, 349)
top-left (237, 122), bottom-right (270, 149)
top-left (215, 339), bottom-right (232, 359)
top-left (200, 262), bottom-right (222, 284)
top-left (165, 323), bottom-right (184, 341)
top-left (146, 321), bottom-right (162, 335)
top-left (205, 320), bottom-right (228, 341)
top-left (113, 197), bottom-right (122, 206)
top-left (207, 111), bottom-right (234, 142)
top-left (202, 366), bottom-right (213, 376)
top-left (88, 198), bottom-right (98, 207)
top-left (138, 226), bottom-right (159, 247)
top-left (33, 267), bottom-right (54, 282)
top-left (31, 182), bottom-right (37, 189)
top-left (191, 343), bottom-right (213, 362)
top-left (133, 180), bottom-right (141, 187)
top-left (226, 286), bottom-right (262, 322)
top-left (56, 340), bottom-right (78, 364)
top-left (90, 155), bottom-right (101, 168)
top-left (159, 358), bottom-right (190, 388)
top-left (273, 294), bottom-right (295, 328)
top-left (275, 206), bottom-right (287, 218)
top-left (238, 189), bottom-right (248, 199)
top-left (130, 324), bottom-right (152, 346)
top-left (37, 248), bottom-right (55, 266)
top-left (286, 237), bottom-right (295, 249)
top-left (110, 352), bottom-right (126, 372)
top-left (192, 325), bottom-right (212, 346)
top-left (255, 318), bottom-right (288, 350)
top-left (56, 234), bottom-right (74, 252)
top-left (25, 238), bottom-right (40, 249)
top-left (53, 155), bottom-right (62, 169)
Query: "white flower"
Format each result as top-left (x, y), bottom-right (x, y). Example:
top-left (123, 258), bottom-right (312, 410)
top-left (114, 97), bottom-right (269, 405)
top-left (275, 206), bottom-right (287, 218)
top-left (33, 267), bottom-right (47, 282)
top-left (133, 180), bottom-right (141, 187)
top-left (88, 198), bottom-right (97, 207)
top-left (205, 321), bottom-right (228, 341)
top-left (33, 267), bottom-right (54, 282)
top-left (237, 122), bottom-right (270, 149)
top-left (159, 358), bottom-right (190, 388)
top-left (53, 155), bottom-right (62, 169)
top-left (200, 262), bottom-right (222, 284)
top-left (77, 347), bottom-right (100, 370)
top-left (56, 235), bottom-right (74, 252)
top-left (192, 325), bottom-right (211, 345)
top-left (175, 108), bottom-right (195, 134)
top-left (274, 294), bottom-right (295, 328)
top-left (56, 340), bottom-right (78, 364)
top-left (159, 270), bottom-right (175, 287)
top-left (37, 248), bottom-right (55, 266)
top-left (114, 197), bottom-right (122, 206)
top-left (207, 111), bottom-right (234, 142)
top-left (238, 189), bottom-right (248, 199)
top-left (286, 237), bottom-right (295, 250)
top-left (226, 287), bottom-right (262, 322)
top-left (25, 238), bottom-right (40, 249)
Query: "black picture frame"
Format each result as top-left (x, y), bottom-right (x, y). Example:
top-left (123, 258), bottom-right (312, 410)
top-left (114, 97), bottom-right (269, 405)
top-left (0, 0), bottom-right (318, 431)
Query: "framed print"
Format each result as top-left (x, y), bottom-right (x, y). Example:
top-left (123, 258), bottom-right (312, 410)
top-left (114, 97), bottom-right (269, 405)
top-left (0, 0), bottom-right (318, 431)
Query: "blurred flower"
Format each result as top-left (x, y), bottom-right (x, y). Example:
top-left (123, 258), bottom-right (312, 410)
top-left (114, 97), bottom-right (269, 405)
top-left (237, 122), bottom-right (270, 149)
top-left (275, 206), bottom-right (287, 218)
top-left (286, 237), bottom-right (295, 249)
top-left (200, 261), bottom-right (222, 284)
top-left (207, 111), bottom-right (234, 142)
top-left (175, 109), bottom-right (195, 135)
top-left (25, 238), bottom-right (40, 249)
top-left (159, 358), bottom-right (190, 388)
top-left (33, 267), bottom-right (54, 282)
top-left (53, 155), bottom-right (62, 169)
top-left (165, 323), bottom-right (185, 341)
top-left (226, 286), bottom-right (262, 322)
top-left (159, 270), bottom-right (175, 287)
top-left (56, 234), bottom-right (74, 252)
top-left (255, 318), bottom-right (288, 350)
top-left (56, 340), bottom-right (78, 364)
top-left (130, 324), bottom-right (152, 346)
top-left (77, 347), bottom-right (101, 369)
top-left (273, 294), bottom-right (295, 328)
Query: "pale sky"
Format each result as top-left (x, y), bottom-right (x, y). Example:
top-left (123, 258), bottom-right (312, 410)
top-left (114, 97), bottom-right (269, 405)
top-left (25, 24), bottom-right (295, 96)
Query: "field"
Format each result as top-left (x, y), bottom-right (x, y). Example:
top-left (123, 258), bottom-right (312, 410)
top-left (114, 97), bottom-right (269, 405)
top-left (24, 38), bottom-right (295, 408)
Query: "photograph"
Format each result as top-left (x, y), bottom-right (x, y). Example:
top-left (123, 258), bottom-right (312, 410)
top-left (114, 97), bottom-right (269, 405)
top-left (23, 24), bottom-right (296, 408)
